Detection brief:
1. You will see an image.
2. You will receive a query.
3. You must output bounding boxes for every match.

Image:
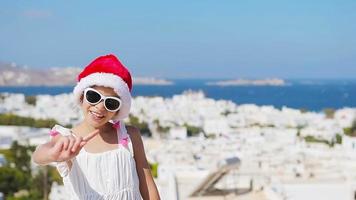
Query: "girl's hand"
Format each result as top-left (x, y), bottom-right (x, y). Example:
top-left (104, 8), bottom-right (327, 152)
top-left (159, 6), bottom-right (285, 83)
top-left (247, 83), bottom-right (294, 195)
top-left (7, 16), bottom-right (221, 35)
top-left (48, 130), bottom-right (99, 162)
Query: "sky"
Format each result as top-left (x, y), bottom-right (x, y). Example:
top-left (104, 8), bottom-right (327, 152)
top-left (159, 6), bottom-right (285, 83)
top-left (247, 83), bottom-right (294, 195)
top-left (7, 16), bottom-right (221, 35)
top-left (0, 0), bottom-right (355, 79)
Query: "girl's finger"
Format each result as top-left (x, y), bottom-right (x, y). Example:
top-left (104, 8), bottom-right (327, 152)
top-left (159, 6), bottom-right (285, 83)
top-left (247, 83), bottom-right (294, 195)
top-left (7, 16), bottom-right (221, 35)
top-left (66, 136), bottom-right (76, 151)
top-left (62, 137), bottom-right (69, 150)
top-left (71, 136), bottom-right (83, 152)
top-left (83, 130), bottom-right (99, 142)
top-left (79, 141), bottom-right (87, 148)
top-left (52, 140), bottom-right (64, 154)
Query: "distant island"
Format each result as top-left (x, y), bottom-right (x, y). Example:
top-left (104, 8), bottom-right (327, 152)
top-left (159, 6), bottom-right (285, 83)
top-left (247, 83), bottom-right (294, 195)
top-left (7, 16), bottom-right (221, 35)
top-left (0, 62), bottom-right (173, 86)
top-left (206, 78), bottom-right (287, 86)
top-left (133, 77), bottom-right (173, 85)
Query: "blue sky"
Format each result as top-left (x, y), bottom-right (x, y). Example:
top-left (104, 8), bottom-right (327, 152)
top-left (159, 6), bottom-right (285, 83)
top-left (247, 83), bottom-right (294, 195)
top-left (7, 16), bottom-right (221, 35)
top-left (0, 1), bottom-right (355, 79)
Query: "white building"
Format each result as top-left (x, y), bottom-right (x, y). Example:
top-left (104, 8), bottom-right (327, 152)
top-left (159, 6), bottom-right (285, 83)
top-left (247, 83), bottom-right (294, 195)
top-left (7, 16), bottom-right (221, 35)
top-left (342, 135), bottom-right (356, 151)
top-left (49, 182), bottom-right (68, 200)
top-left (170, 127), bottom-right (187, 140)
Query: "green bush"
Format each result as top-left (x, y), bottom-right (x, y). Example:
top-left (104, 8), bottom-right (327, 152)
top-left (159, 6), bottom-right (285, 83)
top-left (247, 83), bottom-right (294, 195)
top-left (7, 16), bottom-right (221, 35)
top-left (25, 96), bottom-right (36, 106)
top-left (222, 110), bottom-right (231, 116)
top-left (0, 113), bottom-right (57, 128)
top-left (184, 123), bottom-right (202, 137)
top-left (0, 142), bottom-right (61, 199)
top-left (335, 133), bottom-right (342, 144)
top-left (0, 167), bottom-right (28, 197)
top-left (299, 108), bottom-right (308, 113)
top-left (304, 135), bottom-right (331, 146)
top-left (149, 162), bottom-right (159, 178)
top-left (323, 108), bottom-right (335, 119)
top-left (128, 114), bottom-right (151, 136)
top-left (153, 119), bottom-right (170, 133)
top-left (344, 120), bottom-right (356, 137)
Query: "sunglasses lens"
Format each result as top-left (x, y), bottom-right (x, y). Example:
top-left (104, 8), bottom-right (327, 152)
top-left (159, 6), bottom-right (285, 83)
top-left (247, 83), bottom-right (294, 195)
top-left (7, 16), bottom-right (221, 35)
top-left (105, 98), bottom-right (121, 111)
top-left (85, 90), bottom-right (101, 104)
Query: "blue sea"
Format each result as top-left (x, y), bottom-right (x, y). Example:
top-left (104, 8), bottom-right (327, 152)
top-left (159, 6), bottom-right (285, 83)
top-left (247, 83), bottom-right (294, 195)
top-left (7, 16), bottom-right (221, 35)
top-left (0, 79), bottom-right (355, 112)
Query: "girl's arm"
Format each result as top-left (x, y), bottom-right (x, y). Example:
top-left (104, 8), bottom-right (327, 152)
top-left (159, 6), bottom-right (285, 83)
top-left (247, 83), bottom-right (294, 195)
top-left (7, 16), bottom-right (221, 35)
top-left (32, 130), bottom-right (99, 165)
top-left (32, 140), bottom-right (58, 165)
top-left (128, 126), bottom-right (161, 200)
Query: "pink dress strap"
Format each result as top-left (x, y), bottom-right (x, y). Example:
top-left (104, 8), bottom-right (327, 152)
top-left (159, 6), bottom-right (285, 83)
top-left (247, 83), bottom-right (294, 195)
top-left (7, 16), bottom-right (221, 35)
top-left (112, 121), bottom-right (129, 148)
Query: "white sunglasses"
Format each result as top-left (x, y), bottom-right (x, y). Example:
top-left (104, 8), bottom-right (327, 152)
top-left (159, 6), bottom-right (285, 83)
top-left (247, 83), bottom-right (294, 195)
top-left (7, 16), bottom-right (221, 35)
top-left (84, 88), bottom-right (122, 112)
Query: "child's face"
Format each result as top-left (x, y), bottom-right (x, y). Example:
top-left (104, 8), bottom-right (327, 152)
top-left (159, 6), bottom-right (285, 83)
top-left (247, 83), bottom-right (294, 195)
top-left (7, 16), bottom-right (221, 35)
top-left (81, 86), bottom-right (119, 128)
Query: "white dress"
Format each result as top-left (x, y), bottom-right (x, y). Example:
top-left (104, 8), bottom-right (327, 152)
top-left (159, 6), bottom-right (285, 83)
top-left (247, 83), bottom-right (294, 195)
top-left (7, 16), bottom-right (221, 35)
top-left (52, 123), bottom-right (143, 200)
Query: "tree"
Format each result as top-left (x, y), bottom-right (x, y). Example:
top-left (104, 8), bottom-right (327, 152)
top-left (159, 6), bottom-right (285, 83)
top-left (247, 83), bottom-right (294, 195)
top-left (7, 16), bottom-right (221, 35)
top-left (153, 119), bottom-right (170, 134)
top-left (299, 108), bottom-right (308, 113)
top-left (29, 166), bottom-right (62, 200)
top-left (0, 167), bottom-right (27, 197)
top-left (183, 123), bottom-right (202, 137)
top-left (222, 110), bottom-right (232, 116)
top-left (10, 141), bottom-right (33, 173)
top-left (344, 120), bottom-right (356, 137)
top-left (0, 142), bottom-right (61, 200)
top-left (25, 96), bottom-right (36, 106)
top-left (128, 114), bottom-right (151, 136)
top-left (335, 133), bottom-right (342, 144)
top-left (323, 108), bottom-right (335, 119)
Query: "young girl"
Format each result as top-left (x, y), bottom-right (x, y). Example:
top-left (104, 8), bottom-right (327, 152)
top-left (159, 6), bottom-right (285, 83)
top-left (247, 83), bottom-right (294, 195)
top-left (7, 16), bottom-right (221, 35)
top-left (32, 54), bottom-right (161, 200)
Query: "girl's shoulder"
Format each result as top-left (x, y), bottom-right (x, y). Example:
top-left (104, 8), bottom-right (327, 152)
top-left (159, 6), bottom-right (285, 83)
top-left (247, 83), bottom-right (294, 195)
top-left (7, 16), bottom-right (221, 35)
top-left (125, 125), bottom-right (140, 134)
top-left (125, 125), bottom-right (142, 141)
top-left (125, 125), bottom-right (145, 155)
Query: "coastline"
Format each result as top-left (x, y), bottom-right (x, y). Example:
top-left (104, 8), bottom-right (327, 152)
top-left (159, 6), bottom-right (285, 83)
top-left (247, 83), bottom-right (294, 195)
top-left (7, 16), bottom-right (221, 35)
top-left (0, 79), bottom-right (355, 112)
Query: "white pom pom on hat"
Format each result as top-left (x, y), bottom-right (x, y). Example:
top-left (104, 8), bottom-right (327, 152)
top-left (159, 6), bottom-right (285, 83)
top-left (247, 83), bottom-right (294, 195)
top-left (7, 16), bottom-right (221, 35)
top-left (73, 54), bottom-right (132, 121)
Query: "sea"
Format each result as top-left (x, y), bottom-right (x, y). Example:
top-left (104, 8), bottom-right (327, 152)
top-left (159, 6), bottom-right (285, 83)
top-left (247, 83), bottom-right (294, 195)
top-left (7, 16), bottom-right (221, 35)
top-left (0, 79), bottom-right (355, 112)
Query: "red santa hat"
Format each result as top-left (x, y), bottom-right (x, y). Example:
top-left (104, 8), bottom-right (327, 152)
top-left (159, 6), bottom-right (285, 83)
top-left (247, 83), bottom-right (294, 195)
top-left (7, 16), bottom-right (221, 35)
top-left (73, 54), bottom-right (132, 121)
